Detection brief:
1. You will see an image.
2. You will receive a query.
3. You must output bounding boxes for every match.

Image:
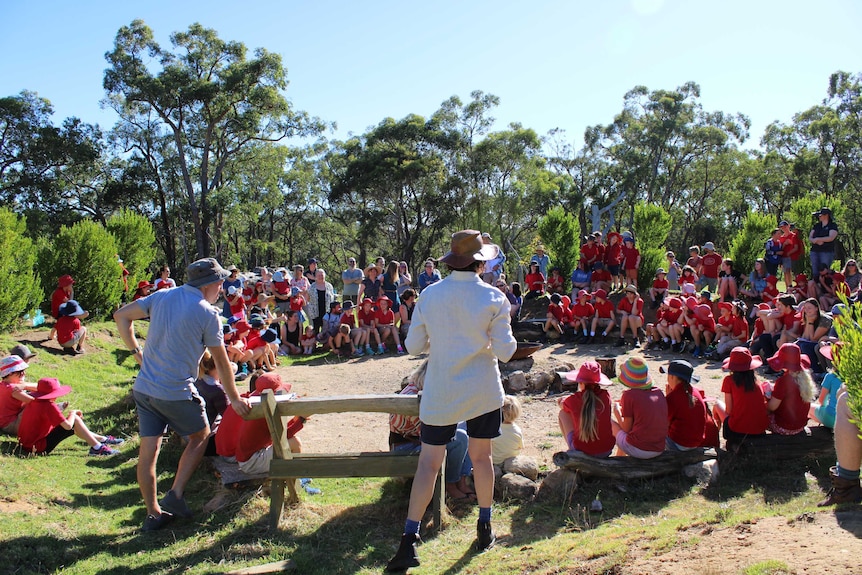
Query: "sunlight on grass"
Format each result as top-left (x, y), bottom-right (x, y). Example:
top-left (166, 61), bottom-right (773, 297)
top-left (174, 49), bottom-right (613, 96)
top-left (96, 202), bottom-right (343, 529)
top-left (744, 559), bottom-right (792, 575)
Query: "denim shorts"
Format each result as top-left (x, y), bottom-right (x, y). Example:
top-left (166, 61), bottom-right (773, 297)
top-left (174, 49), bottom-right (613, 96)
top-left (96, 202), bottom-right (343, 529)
top-left (134, 389), bottom-right (208, 437)
top-left (420, 408), bottom-right (502, 445)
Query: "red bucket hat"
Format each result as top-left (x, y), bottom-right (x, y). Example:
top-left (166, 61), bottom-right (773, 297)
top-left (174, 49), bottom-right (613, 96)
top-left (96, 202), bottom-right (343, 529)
top-left (58, 274), bottom-right (74, 288)
top-left (252, 372), bottom-right (292, 396)
top-left (34, 377), bottom-right (72, 400)
top-left (563, 361), bottom-right (612, 387)
top-left (722, 347), bottom-right (763, 372)
top-left (767, 343), bottom-right (810, 372)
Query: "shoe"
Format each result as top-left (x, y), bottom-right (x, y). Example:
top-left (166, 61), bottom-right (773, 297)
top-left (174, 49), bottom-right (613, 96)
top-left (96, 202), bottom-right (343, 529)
top-left (235, 372), bottom-right (249, 381)
top-left (377, 345), bottom-right (386, 355)
top-left (102, 435), bottom-right (125, 445)
top-left (675, 341), bottom-right (688, 353)
top-left (142, 511), bottom-right (175, 532)
top-left (366, 345), bottom-right (374, 355)
top-left (386, 532), bottom-right (421, 572)
top-left (354, 347), bottom-right (364, 357)
top-left (691, 347), bottom-right (701, 359)
top-left (397, 345), bottom-right (405, 355)
top-left (89, 444), bottom-right (119, 456)
top-left (818, 467), bottom-right (862, 506)
top-left (476, 521), bottom-right (496, 551)
top-left (159, 489), bottom-right (193, 519)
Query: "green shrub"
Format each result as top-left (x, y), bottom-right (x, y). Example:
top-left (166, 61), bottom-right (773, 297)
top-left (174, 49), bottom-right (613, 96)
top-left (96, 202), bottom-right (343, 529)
top-left (0, 208), bottom-right (42, 329)
top-left (538, 206), bottom-right (580, 280)
top-left (728, 211), bottom-right (776, 276)
top-left (633, 202), bottom-right (672, 290)
top-left (39, 220), bottom-right (122, 318)
top-left (105, 209), bottom-right (157, 291)
top-left (833, 299), bottom-right (862, 426)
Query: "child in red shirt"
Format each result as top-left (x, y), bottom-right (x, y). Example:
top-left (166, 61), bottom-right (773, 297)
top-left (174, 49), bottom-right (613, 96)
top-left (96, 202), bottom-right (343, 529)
top-left (590, 289), bottom-right (616, 343)
top-left (762, 275), bottom-right (780, 303)
top-left (713, 301), bottom-right (749, 359)
top-left (357, 298), bottom-right (382, 355)
top-left (226, 286), bottom-right (247, 318)
top-left (691, 304), bottom-right (716, 359)
top-left (545, 293), bottom-right (573, 336)
top-left (620, 236), bottom-right (640, 288)
top-left (375, 295), bottom-right (404, 354)
top-left (18, 377), bottom-right (122, 456)
top-left (55, 300), bottom-right (88, 355)
top-left (765, 343), bottom-right (816, 435)
top-left (546, 267), bottom-right (566, 295)
top-left (558, 361), bottom-right (615, 457)
top-left (616, 285), bottom-right (644, 347)
top-left (663, 360), bottom-right (717, 450)
top-left (655, 297), bottom-right (684, 350)
top-left (648, 268), bottom-right (669, 309)
top-left (713, 347), bottom-right (768, 442)
top-left (590, 262), bottom-right (612, 293)
top-left (570, 290), bottom-right (595, 342)
top-left (604, 232), bottom-right (624, 291)
top-left (612, 358), bottom-right (668, 459)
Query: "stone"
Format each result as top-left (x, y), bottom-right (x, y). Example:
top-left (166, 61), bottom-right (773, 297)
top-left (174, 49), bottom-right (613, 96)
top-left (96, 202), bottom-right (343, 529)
top-left (537, 468), bottom-right (579, 501)
top-left (683, 459), bottom-right (720, 485)
top-left (497, 473), bottom-right (538, 501)
top-left (503, 455), bottom-right (539, 481)
top-left (506, 371), bottom-right (529, 393)
top-left (500, 358), bottom-right (534, 373)
top-left (527, 372), bottom-right (553, 393)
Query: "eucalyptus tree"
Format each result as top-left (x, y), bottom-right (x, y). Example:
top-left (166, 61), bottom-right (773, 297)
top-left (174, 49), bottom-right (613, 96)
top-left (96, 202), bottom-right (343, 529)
top-left (104, 20), bottom-right (323, 259)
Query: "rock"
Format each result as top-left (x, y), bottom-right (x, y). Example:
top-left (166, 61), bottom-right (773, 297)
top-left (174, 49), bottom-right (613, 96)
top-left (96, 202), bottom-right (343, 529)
top-left (506, 371), bottom-right (529, 393)
top-left (503, 455), bottom-right (539, 481)
top-left (683, 459), bottom-right (720, 485)
top-left (497, 473), bottom-right (538, 501)
top-left (494, 464), bottom-right (504, 483)
top-left (527, 372), bottom-right (553, 393)
top-left (537, 468), bottom-right (579, 500)
top-left (500, 357), bottom-right (534, 373)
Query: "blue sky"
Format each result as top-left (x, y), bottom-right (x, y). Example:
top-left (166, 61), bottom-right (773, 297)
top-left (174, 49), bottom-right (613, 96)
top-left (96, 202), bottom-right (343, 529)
top-left (2, 0), bottom-right (860, 149)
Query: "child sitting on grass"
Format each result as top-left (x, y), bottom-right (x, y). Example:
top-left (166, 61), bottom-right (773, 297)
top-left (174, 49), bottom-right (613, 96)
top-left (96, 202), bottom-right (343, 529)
top-left (300, 326), bottom-right (317, 355)
top-left (18, 377), bottom-right (123, 456)
top-left (0, 355), bottom-right (37, 435)
top-left (491, 395), bottom-right (524, 465)
top-left (558, 361), bottom-right (615, 457)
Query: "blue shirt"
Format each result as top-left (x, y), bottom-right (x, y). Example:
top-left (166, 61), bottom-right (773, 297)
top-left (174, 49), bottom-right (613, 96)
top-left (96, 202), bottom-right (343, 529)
top-left (133, 285), bottom-right (224, 401)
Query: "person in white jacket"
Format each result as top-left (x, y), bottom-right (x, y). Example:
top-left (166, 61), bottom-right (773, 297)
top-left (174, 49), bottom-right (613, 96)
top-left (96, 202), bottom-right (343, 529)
top-left (387, 230), bottom-right (517, 572)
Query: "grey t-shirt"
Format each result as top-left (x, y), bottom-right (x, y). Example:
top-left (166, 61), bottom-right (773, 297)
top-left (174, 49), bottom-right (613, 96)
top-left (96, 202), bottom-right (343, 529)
top-left (133, 285), bottom-right (224, 401)
top-left (341, 268), bottom-right (364, 296)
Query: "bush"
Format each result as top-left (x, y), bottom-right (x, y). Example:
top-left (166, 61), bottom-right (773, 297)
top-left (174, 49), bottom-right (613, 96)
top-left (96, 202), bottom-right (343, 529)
top-left (538, 206), bottom-right (580, 280)
top-left (833, 299), bottom-right (862, 424)
top-left (727, 211), bottom-right (776, 276)
top-left (39, 220), bottom-right (121, 319)
top-left (0, 208), bottom-right (42, 329)
top-left (633, 202), bottom-right (672, 290)
top-left (105, 209), bottom-right (157, 291)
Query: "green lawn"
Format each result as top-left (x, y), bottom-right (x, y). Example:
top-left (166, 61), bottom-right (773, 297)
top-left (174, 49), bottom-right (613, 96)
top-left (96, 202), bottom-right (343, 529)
top-left (0, 323), bottom-right (839, 574)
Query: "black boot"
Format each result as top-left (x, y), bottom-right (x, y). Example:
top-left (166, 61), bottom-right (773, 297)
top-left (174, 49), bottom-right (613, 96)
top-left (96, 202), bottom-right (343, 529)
top-left (818, 467), bottom-right (862, 506)
top-left (476, 521), bottom-right (496, 552)
top-left (386, 533), bottom-right (421, 571)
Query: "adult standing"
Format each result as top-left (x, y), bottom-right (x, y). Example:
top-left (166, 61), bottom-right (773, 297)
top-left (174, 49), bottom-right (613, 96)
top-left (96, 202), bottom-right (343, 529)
top-left (698, 242), bottom-right (722, 293)
top-left (532, 245), bottom-right (550, 277)
top-left (341, 257), bottom-right (363, 305)
top-left (306, 269), bottom-right (335, 335)
top-left (113, 258), bottom-right (251, 532)
top-left (480, 232), bottom-right (505, 285)
top-left (417, 260), bottom-right (441, 292)
top-left (153, 265), bottom-right (177, 290)
top-left (386, 230), bottom-right (516, 571)
top-left (304, 259), bottom-right (319, 284)
top-left (221, 266), bottom-right (243, 318)
top-left (396, 261), bottom-right (412, 298)
top-left (809, 207), bottom-right (839, 274)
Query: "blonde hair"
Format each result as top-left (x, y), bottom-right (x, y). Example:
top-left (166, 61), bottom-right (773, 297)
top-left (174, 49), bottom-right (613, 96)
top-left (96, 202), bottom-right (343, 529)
top-left (502, 395), bottom-right (522, 424)
top-left (198, 350), bottom-right (216, 379)
top-left (578, 385), bottom-right (606, 442)
top-left (792, 370), bottom-right (816, 403)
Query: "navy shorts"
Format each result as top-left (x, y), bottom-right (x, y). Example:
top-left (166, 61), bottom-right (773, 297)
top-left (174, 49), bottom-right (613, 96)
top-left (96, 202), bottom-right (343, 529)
top-left (420, 408), bottom-right (502, 446)
top-left (607, 265), bottom-right (621, 276)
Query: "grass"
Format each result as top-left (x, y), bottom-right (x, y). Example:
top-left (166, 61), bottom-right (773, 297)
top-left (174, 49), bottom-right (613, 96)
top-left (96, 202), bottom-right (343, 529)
top-left (0, 322), bottom-right (843, 574)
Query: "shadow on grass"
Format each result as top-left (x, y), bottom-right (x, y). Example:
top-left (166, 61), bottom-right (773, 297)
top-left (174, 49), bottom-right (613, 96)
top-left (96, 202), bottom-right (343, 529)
top-left (702, 452), bottom-right (832, 504)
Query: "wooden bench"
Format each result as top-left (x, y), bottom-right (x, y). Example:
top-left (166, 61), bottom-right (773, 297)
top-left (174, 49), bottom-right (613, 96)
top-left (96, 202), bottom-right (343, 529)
top-left (245, 391), bottom-right (444, 530)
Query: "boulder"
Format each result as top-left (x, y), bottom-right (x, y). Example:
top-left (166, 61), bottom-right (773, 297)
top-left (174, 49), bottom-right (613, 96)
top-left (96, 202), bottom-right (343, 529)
top-left (500, 357), bottom-right (534, 373)
top-left (505, 371), bottom-right (529, 393)
top-left (497, 472), bottom-right (538, 501)
top-left (526, 372), bottom-right (553, 393)
top-left (683, 459), bottom-right (720, 486)
top-left (537, 468), bottom-right (579, 500)
top-left (503, 455), bottom-right (539, 481)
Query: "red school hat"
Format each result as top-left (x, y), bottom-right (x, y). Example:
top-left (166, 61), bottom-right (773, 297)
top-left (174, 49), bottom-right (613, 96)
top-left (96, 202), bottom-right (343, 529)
top-left (58, 275), bottom-right (74, 288)
top-left (563, 360), bottom-right (612, 387)
top-left (767, 343), bottom-right (811, 372)
top-left (34, 377), bottom-right (72, 400)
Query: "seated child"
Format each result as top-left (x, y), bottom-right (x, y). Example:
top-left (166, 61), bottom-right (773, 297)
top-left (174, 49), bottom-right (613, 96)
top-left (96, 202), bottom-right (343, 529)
top-left (649, 268), bottom-right (669, 309)
top-left (762, 275), bottom-right (780, 304)
top-left (332, 324), bottom-right (355, 357)
top-left (713, 347), bottom-right (768, 441)
top-left (662, 359), bottom-right (717, 450)
top-left (558, 361), bottom-right (615, 457)
top-left (491, 395), bottom-right (524, 465)
top-left (55, 300), bottom-right (88, 355)
top-left (339, 300), bottom-right (366, 356)
top-left (235, 372), bottom-right (305, 475)
top-left (389, 361), bottom-right (473, 500)
top-left (616, 285), bottom-right (644, 347)
top-left (319, 301), bottom-right (343, 352)
top-left (611, 358), bottom-right (668, 459)
top-left (246, 317), bottom-right (277, 370)
top-left (357, 298), bottom-right (382, 355)
top-left (300, 326), bottom-right (317, 355)
top-left (18, 377), bottom-right (123, 456)
top-left (690, 304), bottom-right (716, 359)
top-left (712, 301), bottom-right (749, 359)
top-left (545, 293), bottom-right (572, 336)
top-left (590, 289), bottom-right (616, 343)
top-left (0, 355), bottom-right (38, 435)
top-left (809, 344), bottom-right (841, 429)
top-left (546, 267), bottom-right (566, 295)
top-left (791, 273), bottom-right (808, 303)
top-left (194, 350), bottom-right (232, 455)
top-left (376, 295), bottom-right (404, 354)
top-left (590, 262), bottom-right (612, 294)
top-left (570, 290), bottom-right (595, 343)
top-left (765, 343), bottom-right (816, 435)
top-left (398, 289), bottom-right (417, 340)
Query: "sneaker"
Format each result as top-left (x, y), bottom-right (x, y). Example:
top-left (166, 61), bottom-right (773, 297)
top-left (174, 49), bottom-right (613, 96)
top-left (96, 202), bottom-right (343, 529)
top-left (354, 347), bottom-right (364, 357)
top-left (235, 372), bottom-right (249, 381)
top-left (691, 347), bottom-right (701, 359)
top-left (366, 345), bottom-right (374, 356)
top-left (376, 345), bottom-right (385, 355)
top-left (89, 444), bottom-right (119, 456)
top-left (476, 521), bottom-right (496, 551)
top-left (386, 533), bottom-right (421, 572)
top-left (675, 341), bottom-right (688, 353)
top-left (142, 511), bottom-right (175, 532)
top-left (159, 489), bottom-right (193, 519)
top-left (102, 435), bottom-right (125, 445)
top-left (397, 345), bottom-right (405, 355)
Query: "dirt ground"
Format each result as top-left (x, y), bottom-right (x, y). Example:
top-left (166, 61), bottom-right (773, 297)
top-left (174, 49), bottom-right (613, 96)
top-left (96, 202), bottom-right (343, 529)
top-left (283, 342), bottom-right (862, 575)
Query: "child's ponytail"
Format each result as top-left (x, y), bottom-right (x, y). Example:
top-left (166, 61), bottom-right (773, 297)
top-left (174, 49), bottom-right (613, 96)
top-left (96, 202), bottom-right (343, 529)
top-left (578, 385), bottom-right (602, 442)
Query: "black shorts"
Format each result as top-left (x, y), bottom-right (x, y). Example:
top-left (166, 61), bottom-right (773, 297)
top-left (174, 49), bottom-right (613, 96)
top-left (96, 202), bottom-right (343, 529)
top-left (420, 408), bottom-right (502, 446)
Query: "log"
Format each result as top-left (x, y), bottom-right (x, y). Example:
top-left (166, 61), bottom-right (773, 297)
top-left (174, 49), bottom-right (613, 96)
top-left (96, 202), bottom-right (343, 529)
top-left (596, 357), bottom-right (617, 379)
top-left (724, 426), bottom-right (835, 461)
top-left (553, 448), bottom-right (717, 480)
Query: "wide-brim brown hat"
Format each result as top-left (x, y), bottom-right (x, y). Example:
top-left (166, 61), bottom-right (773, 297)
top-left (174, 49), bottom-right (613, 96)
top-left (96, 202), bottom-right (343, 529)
top-left (439, 230), bottom-right (499, 268)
